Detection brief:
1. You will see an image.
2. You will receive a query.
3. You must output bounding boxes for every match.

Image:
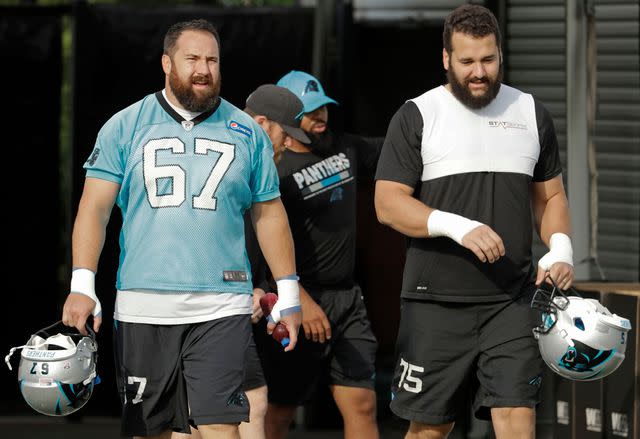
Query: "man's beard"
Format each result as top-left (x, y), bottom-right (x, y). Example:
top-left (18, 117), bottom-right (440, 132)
top-left (169, 68), bottom-right (220, 113)
top-left (447, 62), bottom-right (503, 109)
top-left (307, 129), bottom-right (336, 158)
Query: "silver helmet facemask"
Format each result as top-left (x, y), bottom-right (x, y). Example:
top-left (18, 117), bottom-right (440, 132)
top-left (5, 321), bottom-right (98, 416)
top-left (531, 278), bottom-right (631, 381)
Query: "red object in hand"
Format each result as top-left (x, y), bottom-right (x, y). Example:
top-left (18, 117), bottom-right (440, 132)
top-left (272, 323), bottom-right (290, 348)
top-left (259, 292), bottom-right (278, 317)
top-left (259, 292), bottom-right (290, 348)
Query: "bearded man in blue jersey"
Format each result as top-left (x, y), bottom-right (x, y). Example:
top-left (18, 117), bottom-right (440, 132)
top-left (61, 19), bottom-right (302, 439)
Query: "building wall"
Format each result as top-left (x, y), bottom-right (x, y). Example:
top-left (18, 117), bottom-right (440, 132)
top-left (506, 0), bottom-right (639, 281)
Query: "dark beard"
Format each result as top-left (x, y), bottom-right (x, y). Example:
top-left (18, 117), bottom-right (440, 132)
top-left (307, 129), bottom-right (336, 158)
top-left (169, 68), bottom-right (220, 113)
top-left (447, 63), bottom-right (503, 109)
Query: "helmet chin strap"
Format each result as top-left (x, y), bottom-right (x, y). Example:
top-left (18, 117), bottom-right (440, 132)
top-left (5, 345), bottom-right (27, 371)
top-left (34, 320), bottom-right (96, 341)
top-left (5, 320), bottom-right (97, 371)
top-left (82, 369), bottom-right (97, 386)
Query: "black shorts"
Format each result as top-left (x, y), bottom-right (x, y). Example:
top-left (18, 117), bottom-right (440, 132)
top-left (113, 315), bottom-right (251, 437)
top-left (256, 285), bottom-right (378, 405)
top-left (244, 333), bottom-right (266, 391)
top-left (390, 296), bottom-right (543, 424)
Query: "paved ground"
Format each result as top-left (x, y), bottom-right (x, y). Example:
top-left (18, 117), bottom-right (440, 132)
top-left (0, 415), bottom-right (406, 439)
top-left (0, 415), bottom-right (502, 439)
top-left (0, 414), bottom-right (560, 438)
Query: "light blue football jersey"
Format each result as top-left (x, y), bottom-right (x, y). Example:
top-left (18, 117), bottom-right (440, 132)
top-left (84, 92), bottom-right (280, 294)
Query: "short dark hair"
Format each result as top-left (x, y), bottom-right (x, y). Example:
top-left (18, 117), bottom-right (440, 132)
top-left (163, 19), bottom-right (220, 57)
top-left (243, 107), bottom-right (257, 117)
top-left (443, 4), bottom-right (501, 54)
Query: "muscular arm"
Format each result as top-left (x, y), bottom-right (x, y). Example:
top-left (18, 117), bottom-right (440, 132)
top-left (374, 180), bottom-right (431, 238)
top-left (251, 199), bottom-right (331, 344)
top-left (251, 197), bottom-right (302, 350)
top-left (531, 175), bottom-right (571, 244)
top-left (72, 177), bottom-right (120, 270)
top-left (531, 175), bottom-right (574, 288)
top-left (250, 198), bottom-right (296, 279)
top-left (374, 179), bottom-right (504, 263)
top-left (63, 177), bottom-right (119, 334)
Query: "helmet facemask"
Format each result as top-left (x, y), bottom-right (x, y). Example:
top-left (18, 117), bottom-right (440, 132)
top-left (531, 279), bottom-right (570, 337)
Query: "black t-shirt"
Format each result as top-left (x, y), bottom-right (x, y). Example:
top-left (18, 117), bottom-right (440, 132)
top-left (244, 212), bottom-right (270, 292)
top-left (375, 84), bottom-right (562, 302)
top-left (277, 131), bottom-right (382, 292)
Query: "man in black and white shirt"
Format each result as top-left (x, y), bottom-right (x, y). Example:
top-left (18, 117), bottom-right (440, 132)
top-left (374, 5), bottom-right (574, 439)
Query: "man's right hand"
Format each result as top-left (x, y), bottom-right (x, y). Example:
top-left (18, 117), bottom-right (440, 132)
top-left (461, 225), bottom-right (506, 263)
top-left (300, 289), bottom-right (332, 343)
top-left (62, 293), bottom-right (102, 335)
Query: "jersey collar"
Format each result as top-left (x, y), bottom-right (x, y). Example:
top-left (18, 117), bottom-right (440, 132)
top-left (155, 91), bottom-right (220, 126)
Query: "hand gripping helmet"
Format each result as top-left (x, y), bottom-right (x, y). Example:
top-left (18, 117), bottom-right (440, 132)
top-left (5, 321), bottom-right (98, 416)
top-left (531, 286), bottom-right (631, 381)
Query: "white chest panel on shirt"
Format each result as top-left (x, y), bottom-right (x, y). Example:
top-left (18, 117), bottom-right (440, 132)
top-left (411, 84), bottom-right (540, 182)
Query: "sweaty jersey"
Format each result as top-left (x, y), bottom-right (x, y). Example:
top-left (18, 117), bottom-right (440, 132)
top-left (375, 84), bottom-right (562, 302)
top-left (84, 91), bottom-right (280, 295)
top-left (277, 131), bottom-right (381, 292)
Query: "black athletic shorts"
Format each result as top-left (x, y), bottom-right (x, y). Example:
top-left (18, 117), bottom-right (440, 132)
top-left (256, 285), bottom-right (378, 405)
top-left (113, 315), bottom-right (251, 437)
top-left (244, 332), bottom-right (266, 391)
top-left (390, 295), bottom-right (543, 424)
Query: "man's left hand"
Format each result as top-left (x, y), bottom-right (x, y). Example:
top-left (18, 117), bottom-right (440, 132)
top-left (251, 288), bottom-right (266, 323)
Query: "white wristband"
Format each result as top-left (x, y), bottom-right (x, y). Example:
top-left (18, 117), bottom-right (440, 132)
top-left (270, 277), bottom-right (301, 324)
top-left (70, 268), bottom-right (102, 317)
top-left (538, 233), bottom-right (574, 270)
top-left (427, 210), bottom-right (483, 245)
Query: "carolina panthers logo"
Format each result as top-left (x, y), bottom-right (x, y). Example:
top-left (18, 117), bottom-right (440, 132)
top-left (528, 375), bottom-right (542, 387)
top-left (227, 390), bottom-right (248, 408)
top-left (304, 80), bottom-right (319, 95)
top-left (86, 148), bottom-right (101, 166)
top-left (55, 381), bottom-right (94, 414)
top-left (559, 339), bottom-right (614, 373)
top-left (330, 187), bottom-right (344, 202)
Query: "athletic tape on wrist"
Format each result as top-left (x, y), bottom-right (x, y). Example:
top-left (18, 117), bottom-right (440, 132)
top-left (70, 268), bottom-right (102, 317)
top-left (427, 210), bottom-right (483, 245)
top-left (538, 233), bottom-right (573, 270)
top-left (270, 277), bottom-right (301, 323)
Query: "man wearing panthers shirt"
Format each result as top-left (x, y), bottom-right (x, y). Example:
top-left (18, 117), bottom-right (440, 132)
top-left (256, 70), bottom-right (382, 439)
top-left (375, 5), bottom-right (574, 439)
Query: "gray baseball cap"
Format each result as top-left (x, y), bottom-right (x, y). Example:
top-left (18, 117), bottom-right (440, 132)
top-left (246, 84), bottom-right (311, 144)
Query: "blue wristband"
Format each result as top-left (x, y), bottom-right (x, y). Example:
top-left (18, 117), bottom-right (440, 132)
top-left (267, 305), bottom-right (301, 324)
top-left (275, 274), bottom-right (299, 281)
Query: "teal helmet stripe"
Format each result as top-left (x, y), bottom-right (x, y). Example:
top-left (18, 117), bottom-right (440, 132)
top-left (56, 381), bottom-right (72, 405)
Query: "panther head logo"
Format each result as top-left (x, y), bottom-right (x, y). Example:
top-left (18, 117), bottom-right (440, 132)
top-left (559, 339), bottom-right (614, 373)
top-left (303, 80), bottom-right (319, 95)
